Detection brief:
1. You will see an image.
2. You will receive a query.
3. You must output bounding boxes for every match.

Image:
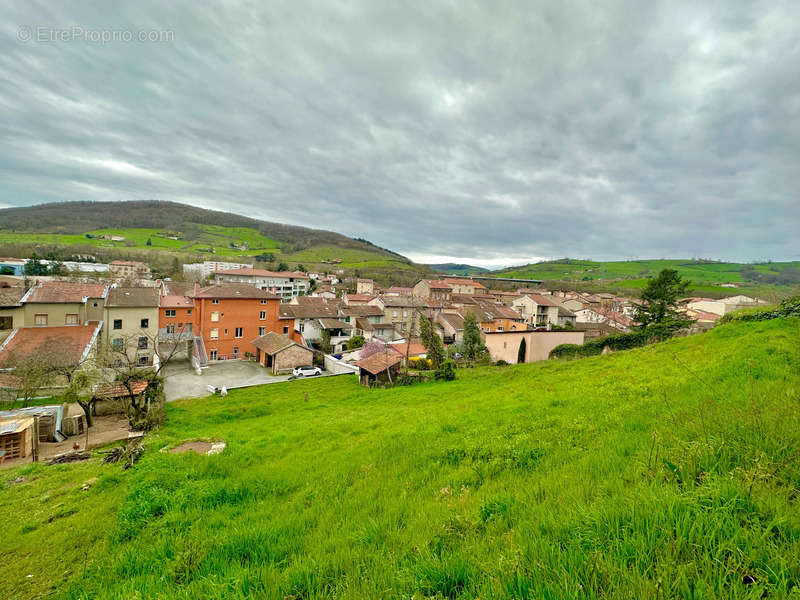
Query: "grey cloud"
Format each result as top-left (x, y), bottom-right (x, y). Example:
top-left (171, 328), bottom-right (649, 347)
top-left (1, 0), bottom-right (798, 266)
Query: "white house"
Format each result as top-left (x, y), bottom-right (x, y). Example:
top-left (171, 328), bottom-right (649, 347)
top-left (213, 268), bottom-right (310, 300)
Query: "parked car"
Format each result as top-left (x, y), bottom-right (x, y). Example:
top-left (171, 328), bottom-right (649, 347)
top-left (292, 365), bottom-right (322, 377)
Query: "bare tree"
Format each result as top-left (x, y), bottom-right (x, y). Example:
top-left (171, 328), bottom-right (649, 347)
top-left (97, 331), bottom-right (183, 430)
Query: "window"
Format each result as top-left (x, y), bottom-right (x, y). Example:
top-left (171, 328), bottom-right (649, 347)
top-left (209, 349), bottom-right (218, 360)
top-left (165, 309), bottom-right (176, 317)
top-left (0, 316), bottom-right (12, 330)
top-left (139, 355), bottom-right (149, 366)
top-left (403, 310), bottom-right (408, 317)
top-left (400, 323), bottom-right (407, 331)
top-left (235, 327), bottom-right (243, 338)
top-left (392, 310), bottom-right (398, 317)
top-left (187, 309), bottom-right (192, 315)
top-left (112, 337), bottom-right (123, 348)
top-left (138, 337), bottom-right (148, 349)
top-left (92, 302), bottom-right (98, 307)
top-left (259, 311), bottom-right (266, 320)
top-left (224, 329), bottom-right (228, 335)
top-left (498, 326), bottom-right (504, 331)
top-left (258, 326), bottom-right (266, 336)
top-left (140, 318), bottom-right (149, 328)
top-left (299, 322), bottom-right (305, 333)
top-left (283, 326), bottom-right (289, 335)
top-left (211, 311), bottom-right (219, 322)
top-left (210, 328), bottom-right (219, 340)
top-left (212, 299), bottom-right (219, 304)
top-left (233, 347), bottom-right (239, 357)
top-left (166, 324), bottom-right (175, 333)
top-left (35, 314), bottom-right (48, 326)
top-left (65, 314), bottom-right (79, 325)
top-left (260, 299), bottom-right (267, 304)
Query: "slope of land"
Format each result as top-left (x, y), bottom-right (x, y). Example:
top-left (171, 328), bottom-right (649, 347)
top-left (428, 263), bottom-right (490, 276)
top-left (2, 316), bottom-right (799, 599)
top-left (489, 258), bottom-right (800, 298)
top-left (0, 201), bottom-right (425, 280)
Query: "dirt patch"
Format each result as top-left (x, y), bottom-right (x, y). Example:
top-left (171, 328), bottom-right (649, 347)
top-left (169, 440), bottom-right (226, 455)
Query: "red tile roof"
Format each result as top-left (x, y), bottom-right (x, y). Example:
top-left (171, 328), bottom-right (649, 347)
top-left (388, 341), bottom-right (427, 357)
top-left (159, 294), bottom-right (195, 308)
top-left (23, 281), bottom-right (107, 304)
top-left (442, 278), bottom-right (486, 289)
top-left (356, 352), bottom-right (402, 375)
top-left (0, 323), bottom-right (101, 368)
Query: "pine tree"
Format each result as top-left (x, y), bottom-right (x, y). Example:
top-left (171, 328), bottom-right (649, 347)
top-left (419, 314), bottom-right (444, 368)
top-left (634, 269), bottom-right (692, 332)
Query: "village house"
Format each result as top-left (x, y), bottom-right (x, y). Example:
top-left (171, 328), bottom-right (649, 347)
top-left (158, 287), bottom-right (196, 344)
top-left (412, 279), bottom-right (453, 303)
top-left (0, 321), bottom-right (103, 378)
top-left (368, 295), bottom-right (425, 335)
top-left (19, 281), bottom-right (107, 327)
top-left (109, 260), bottom-right (152, 280)
top-left (252, 331), bottom-right (314, 374)
top-left (686, 295), bottom-right (766, 317)
top-left (356, 278), bottom-right (375, 295)
top-left (339, 305), bottom-right (385, 340)
top-left (384, 286), bottom-right (413, 296)
top-left (442, 278), bottom-right (486, 295)
top-left (0, 288), bottom-right (25, 342)
top-left (511, 294), bottom-right (561, 327)
top-left (104, 287), bottom-right (160, 366)
top-left (463, 301), bottom-right (527, 333)
top-left (435, 312), bottom-right (465, 344)
top-left (183, 261), bottom-right (254, 281)
top-left (213, 268), bottom-right (310, 300)
top-left (344, 293), bottom-right (373, 305)
top-left (193, 283), bottom-right (294, 362)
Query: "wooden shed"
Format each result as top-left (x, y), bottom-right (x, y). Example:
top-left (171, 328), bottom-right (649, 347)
top-left (0, 416), bottom-right (34, 459)
top-left (355, 353), bottom-right (402, 386)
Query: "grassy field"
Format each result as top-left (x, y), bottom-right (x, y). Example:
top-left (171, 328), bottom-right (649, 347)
top-left (0, 224), bottom-right (282, 258)
top-left (491, 259), bottom-right (800, 298)
top-left (2, 317), bottom-right (799, 599)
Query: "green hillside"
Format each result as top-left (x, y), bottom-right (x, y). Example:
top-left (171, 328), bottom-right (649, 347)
top-left (2, 316), bottom-right (799, 598)
top-left (0, 201), bottom-right (425, 280)
top-left (429, 263), bottom-right (490, 276)
top-left (490, 258), bottom-right (800, 298)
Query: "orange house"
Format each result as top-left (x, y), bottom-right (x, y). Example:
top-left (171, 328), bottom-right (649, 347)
top-left (158, 293), bottom-right (196, 338)
top-left (193, 284), bottom-right (297, 361)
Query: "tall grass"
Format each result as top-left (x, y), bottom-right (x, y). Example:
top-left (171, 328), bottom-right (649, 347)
top-left (1, 317), bottom-right (798, 599)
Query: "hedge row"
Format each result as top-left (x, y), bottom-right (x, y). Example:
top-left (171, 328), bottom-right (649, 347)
top-left (549, 329), bottom-right (667, 360)
top-left (719, 296), bottom-right (800, 323)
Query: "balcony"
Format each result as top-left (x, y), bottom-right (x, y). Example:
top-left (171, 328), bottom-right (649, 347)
top-left (159, 327), bottom-right (194, 342)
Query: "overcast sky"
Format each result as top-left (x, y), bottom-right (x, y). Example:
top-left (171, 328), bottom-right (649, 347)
top-left (1, 2), bottom-right (798, 267)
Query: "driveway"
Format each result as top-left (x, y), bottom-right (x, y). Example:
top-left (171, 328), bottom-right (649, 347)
top-left (163, 360), bottom-right (291, 401)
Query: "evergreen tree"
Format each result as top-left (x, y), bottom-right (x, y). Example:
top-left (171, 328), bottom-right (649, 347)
top-left (419, 314), bottom-right (444, 368)
top-left (146, 237), bottom-right (152, 246)
top-left (462, 312), bottom-right (485, 359)
top-left (278, 261), bottom-right (289, 271)
top-left (634, 269), bottom-right (692, 332)
top-left (517, 338), bottom-right (527, 363)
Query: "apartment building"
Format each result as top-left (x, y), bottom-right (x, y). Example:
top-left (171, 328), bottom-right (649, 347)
top-left (213, 269), bottom-right (310, 300)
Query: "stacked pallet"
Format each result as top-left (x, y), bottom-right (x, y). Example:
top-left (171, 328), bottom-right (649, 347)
top-left (0, 416), bottom-right (34, 459)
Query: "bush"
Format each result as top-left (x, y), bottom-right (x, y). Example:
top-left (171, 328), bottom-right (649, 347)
top-left (408, 356), bottom-right (433, 370)
top-left (434, 359), bottom-right (456, 381)
top-left (495, 360), bottom-right (509, 366)
top-left (549, 330), bottom-right (670, 360)
top-left (345, 335), bottom-right (365, 350)
top-left (719, 296), bottom-right (800, 323)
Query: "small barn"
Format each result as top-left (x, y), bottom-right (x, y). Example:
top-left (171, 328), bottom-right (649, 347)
top-left (356, 353), bottom-right (402, 386)
top-left (252, 332), bottom-right (314, 375)
top-left (0, 416), bottom-right (34, 460)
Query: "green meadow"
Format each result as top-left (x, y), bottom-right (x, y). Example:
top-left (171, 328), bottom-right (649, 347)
top-left (1, 316), bottom-right (799, 599)
top-left (0, 224), bottom-right (282, 258)
top-left (493, 259), bottom-right (800, 297)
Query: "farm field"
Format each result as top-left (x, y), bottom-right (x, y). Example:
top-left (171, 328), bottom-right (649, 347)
top-left (1, 316), bottom-right (799, 599)
top-left (491, 258), bottom-right (800, 297)
top-left (0, 224), bottom-right (282, 257)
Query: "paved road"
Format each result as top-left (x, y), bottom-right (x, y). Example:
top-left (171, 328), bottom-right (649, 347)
top-left (163, 360), bottom-right (291, 401)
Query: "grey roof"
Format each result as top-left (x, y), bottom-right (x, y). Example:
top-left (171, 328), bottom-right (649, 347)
top-left (106, 287), bottom-right (159, 307)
